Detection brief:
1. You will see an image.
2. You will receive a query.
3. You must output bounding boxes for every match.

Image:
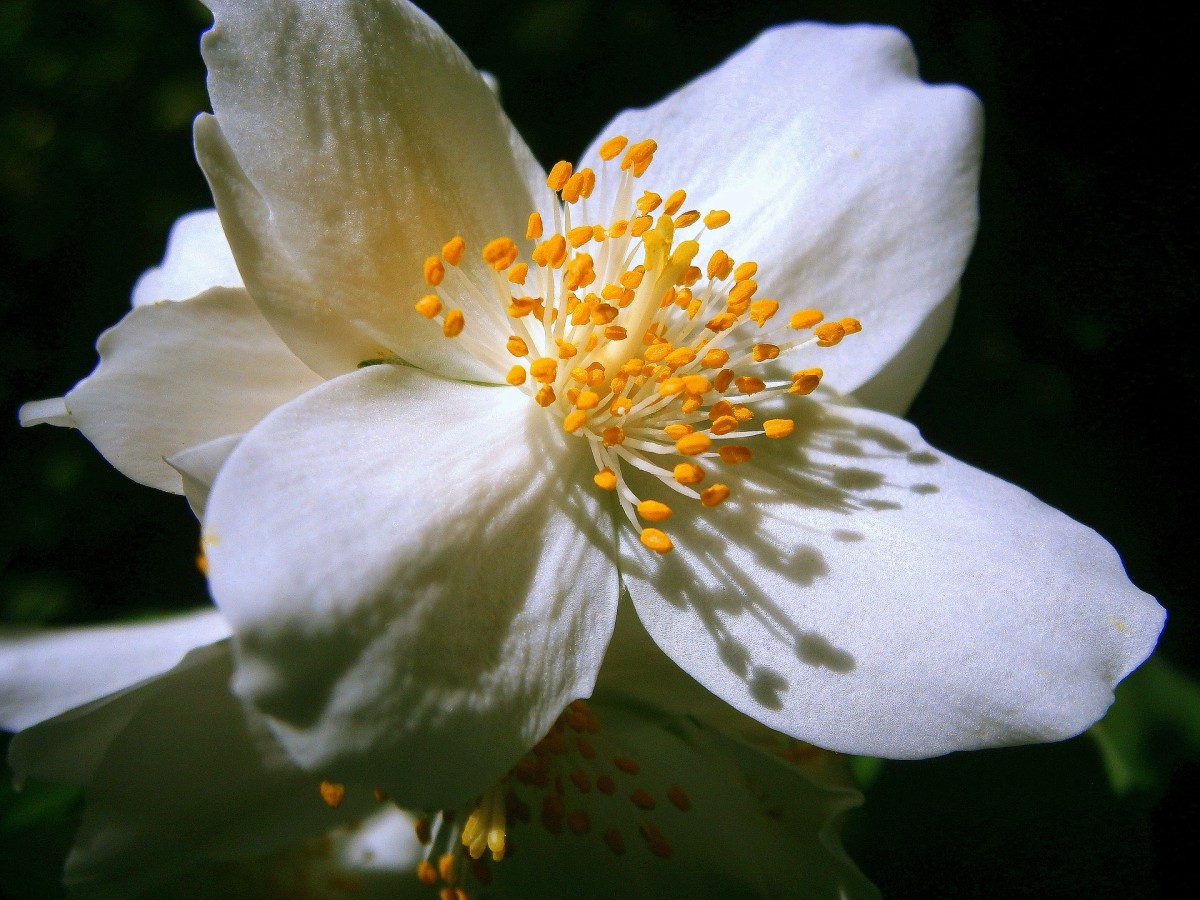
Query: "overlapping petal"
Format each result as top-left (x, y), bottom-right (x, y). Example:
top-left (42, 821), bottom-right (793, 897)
top-left (203, 365), bottom-right (619, 808)
top-left (619, 396), bottom-right (1164, 757)
top-left (130, 209), bottom-right (243, 307)
top-left (197, 0), bottom-right (548, 381)
top-left (584, 23), bottom-right (982, 412)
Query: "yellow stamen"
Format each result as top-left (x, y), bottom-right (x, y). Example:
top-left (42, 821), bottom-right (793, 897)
top-left (711, 415), bottom-right (739, 435)
top-left (703, 209), bottom-right (731, 229)
top-left (700, 348), bottom-right (730, 368)
top-left (789, 308), bottom-right (824, 329)
top-left (814, 321), bottom-right (846, 346)
top-left (506, 336), bottom-right (528, 356)
top-left (718, 446), bottom-right (752, 464)
top-left (604, 324), bottom-right (628, 341)
top-left (415, 295), bottom-right (442, 318)
top-left (508, 262), bottom-right (529, 284)
top-left (751, 343), bottom-right (780, 362)
top-left (674, 210), bottom-right (700, 227)
top-left (663, 423), bottom-right (694, 440)
top-left (482, 236), bottom-right (518, 271)
top-left (423, 256), bottom-right (445, 286)
top-left (637, 191), bottom-right (663, 214)
top-left (567, 225), bottom-right (594, 248)
top-left (700, 484), bottom-right (730, 507)
top-left (576, 390), bottom-right (600, 410)
top-left (707, 249), bottom-right (733, 280)
top-left (733, 261), bottom-right (757, 281)
top-left (599, 135), bottom-right (628, 160)
top-left (675, 432), bottom-right (712, 456)
top-left (735, 375), bottom-right (765, 394)
top-left (840, 317), bottom-right (863, 334)
top-left (442, 235), bottom-right (465, 265)
top-left (764, 418), bottom-right (794, 438)
top-left (602, 426), bottom-right (625, 446)
top-left (526, 211), bottom-right (544, 240)
top-left (547, 160), bottom-right (573, 191)
top-left (506, 365), bottom-right (526, 386)
top-left (749, 299), bottom-right (780, 326)
top-left (530, 358), bottom-right (558, 383)
top-left (319, 781), bottom-right (345, 808)
top-left (637, 500), bottom-right (673, 522)
top-left (563, 410), bottom-right (588, 433)
top-left (640, 528), bottom-right (673, 553)
top-left (789, 367), bottom-right (823, 395)
top-left (664, 189), bottom-right (686, 215)
top-left (594, 468), bottom-right (618, 490)
top-left (443, 309), bottom-right (465, 338)
top-left (673, 462), bottom-right (705, 485)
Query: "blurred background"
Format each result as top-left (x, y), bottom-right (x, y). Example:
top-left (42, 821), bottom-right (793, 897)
top-left (1, 0), bottom-right (1195, 896)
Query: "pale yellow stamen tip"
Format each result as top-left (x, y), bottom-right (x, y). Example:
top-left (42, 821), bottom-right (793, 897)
top-left (637, 499), bottom-right (673, 522)
top-left (415, 295), bottom-right (442, 319)
top-left (789, 308), bottom-right (824, 329)
top-left (563, 410), bottom-right (588, 433)
top-left (594, 467), bottom-right (618, 490)
top-left (526, 211), bottom-right (544, 240)
top-left (319, 781), bottom-right (345, 808)
top-left (682, 374), bottom-right (711, 394)
top-left (675, 432), bottom-right (712, 456)
top-left (442, 235), bottom-right (466, 265)
top-left (423, 256), bottom-right (445, 286)
top-left (599, 135), bottom-right (629, 161)
top-left (547, 159), bottom-right (573, 191)
top-left (789, 367), bottom-right (823, 395)
top-left (703, 209), bottom-right (731, 229)
top-left (640, 527), bottom-right (673, 553)
top-left (443, 309), bottom-right (465, 338)
top-left (700, 483), bottom-right (730, 507)
top-left (506, 365), bottom-right (527, 386)
top-left (764, 418), bottom-right (795, 439)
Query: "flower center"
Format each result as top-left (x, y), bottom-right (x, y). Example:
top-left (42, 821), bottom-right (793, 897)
top-left (411, 136), bottom-right (860, 553)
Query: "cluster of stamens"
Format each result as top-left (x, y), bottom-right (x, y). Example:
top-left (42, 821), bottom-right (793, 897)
top-left (414, 136), bottom-right (860, 553)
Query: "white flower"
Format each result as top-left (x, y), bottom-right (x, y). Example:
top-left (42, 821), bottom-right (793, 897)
top-left (20, 0), bottom-right (1163, 816)
top-left (0, 611), bottom-right (874, 899)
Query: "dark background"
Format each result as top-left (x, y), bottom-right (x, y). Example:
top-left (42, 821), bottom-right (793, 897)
top-left (1, 0), bottom-right (1195, 897)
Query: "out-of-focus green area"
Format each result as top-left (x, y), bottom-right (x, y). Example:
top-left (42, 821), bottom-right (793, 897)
top-left (1, 0), bottom-right (1195, 897)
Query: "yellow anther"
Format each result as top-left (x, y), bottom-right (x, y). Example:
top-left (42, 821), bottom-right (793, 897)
top-left (564, 253), bottom-right (595, 290)
top-left (319, 781), bottom-right (345, 808)
top-left (590, 303), bottom-right (618, 325)
top-left (563, 410), bottom-right (588, 433)
top-left (526, 211), bottom-right (544, 240)
top-left (438, 853), bottom-right (457, 884)
top-left (609, 219), bottom-right (629, 238)
top-left (664, 189), bottom-right (687, 215)
top-left (535, 385), bottom-right (556, 407)
top-left (728, 279), bottom-right (757, 309)
top-left (814, 321), bottom-right (847, 346)
top-left (673, 462), bottom-right (705, 485)
top-left (506, 335), bottom-right (528, 357)
top-left (735, 375), bottom-right (765, 394)
top-left (732, 404), bottom-right (753, 421)
top-left (706, 312), bottom-right (737, 333)
top-left (840, 317), bottom-right (863, 334)
top-left (675, 432), bottom-right (712, 456)
top-left (621, 357), bottom-right (644, 375)
top-left (707, 249), bottom-right (734, 280)
top-left (708, 400), bottom-right (734, 420)
top-left (532, 233), bottom-right (568, 268)
top-left (602, 425), bottom-right (625, 446)
top-left (714, 368), bottom-right (735, 392)
top-left (482, 236), bottom-right (518, 271)
top-left (680, 394), bottom-right (703, 413)
top-left (659, 287), bottom-right (677, 309)
top-left (643, 342), bottom-right (674, 363)
top-left (718, 446), bottom-right (752, 464)
top-left (599, 135), bottom-right (629, 161)
top-left (507, 262), bottom-right (529, 284)
top-left (658, 377), bottom-right (686, 396)
top-left (567, 225), bottom-right (594, 248)
top-left (586, 363), bottom-right (606, 385)
top-left (752, 343), bottom-right (780, 362)
top-left (711, 415), bottom-right (739, 435)
top-left (415, 295), bottom-right (442, 318)
top-left (663, 423), bottom-right (694, 439)
top-left (700, 483), bottom-right (731, 507)
top-left (789, 367), bottom-right (823, 395)
top-left (443, 309), bottom-right (465, 338)
top-left (640, 527), bottom-right (673, 553)
top-left (604, 325), bottom-right (628, 341)
top-left (663, 347), bottom-right (696, 369)
top-left (674, 210), bottom-right (700, 227)
top-left (681, 265), bottom-right (702, 287)
top-left (749, 298), bottom-right (780, 326)
top-left (609, 397), bottom-right (632, 416)
top-left (620, 268), bottom-right (645, 290)
top-left (593, 224), bottom-right (607, 242)
top-left (764, 418), bottom-right (795, 439)
top-left (789, 308), bottom-right (824, 329)
top-left (630, 215), bottom-right (653, 236)
top-left (530, 357), bottom-right (558, 383)
top-left (417, 861), bottom-right (438, 886)
top-left (442, 235), bottom-right (466, 265)
top-left (637, 191), bottom-right (663, 214)
top-left (576, 390), bottom-right (600, 410)
top-left (423, 256), bottom-right (445, 286)
top-left (557, 342), bottom-right (578, 359)
top-left (621, 138), bottom-right (657, 176)
top-left (673, 287), bottom-right (692, 309)
top-left (703, 209), bottom-right (731, 229)
top-left (547, 160), bottom-right (573, 191)
top-left (682, 374), bottom-right (711, 394)
top-left (700, 348), bottom-right (730, 369)
top-left (562, 170), bottom-right (591, 203)
top-left (594, 467), bottom-right (618, 490)
top-left (635, 499), bottom-right (673, 523)
top-left (506, 365), bottom-right (527, 386)
top-left (733, 261), bottom-right (758, 281)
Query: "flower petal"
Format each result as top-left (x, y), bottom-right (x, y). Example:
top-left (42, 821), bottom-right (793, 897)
top-left (197, 0), bottom-right (546, 381)
top-left (167, 433), bottom-right (244, 519)
top-left (204, 366), bottom-right (619, 808)
top-left (0, 608), bottom-right (229, 732)
top-left (54, 286), bottom-right (323, 492)
top-left (619, 397), bottom-right (1164, 758)
top-left (130, 209), bottom-right (243, 307)
top-left (584, 23), bottom-right (982, 409)
top-left (58, 642), bottom-right (383, 899)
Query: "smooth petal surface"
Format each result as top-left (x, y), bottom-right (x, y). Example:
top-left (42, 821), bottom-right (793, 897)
top-left (620, 397), bottom-right (1164, 758)
top-left (60, 643), bottom-right (382, 900)
top-left (204, 366), bottom-right (618, 808)
top-left (0, 608), bottom-right (229, 732)
top-left (198, 0), bottom-right (546, 381)
top-left (583, 23), bottom-right (982, 410)
top-left (167, 433), bottom-right (243, 519)
top-left (130, 209), bottom-right (243, 307)
top-left (62, 286), bottom-right (322, 492)
top-left (472, 700), bottom-right (876, 900)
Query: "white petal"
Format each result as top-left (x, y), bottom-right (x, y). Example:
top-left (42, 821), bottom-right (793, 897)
top-left (584, 23), bottom-right (982, 409)
top-left (0, 608), bottom-right (229, 732)
top-left (18, 396), bottom-right (73, 428)
top-left (204, 366), bottom-right (619, 808)
top-left (620, 398), bottom-right (1164, 758)
top-left (197, 0), bottom-right (547, 381)
top-left (167, 433), bottom-right (243, 519)
top-left (62, 286), bottom-right (323, 492)
top-left (61, 642), bottom-right (382, 899)
top-left (130, 209), bottom-right (243, 307)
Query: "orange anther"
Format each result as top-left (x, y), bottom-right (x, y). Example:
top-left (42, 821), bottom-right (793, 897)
top-left (531, 357), bottom-right (558, 384)
top-left (703, 209), bottom-right (731, 229)
top-left (482, 236), bottom-right (518, 271)
top-left (506, 335), bottom-right (528, 356)
top-left (637, 500), bottom-right (672, 522)
top-left (667, 785), bottom-right (692, 811)
top-left (700, 348), bottom-right (730, 369)
top-left (764, 418), bottom-right (794, 438)
top-left (423, 256), bottom-right (445, 286)
top-left (603, 324), bottom-right (628, 341)
top-left (752, 343), bottom-right (780, 362)
top-left (675, 432), bottom-right (712, 456)
top-left (674, 462), bottom-right (705, 485)
top-left (815, 321), bottom-right (846, 346)
top-left (839, 317), bottom-right (863, 334)
top-left (441, 235), bottom-right (465, 265)
top-left (711, 415), bottom-right (738, 435)
top-left (700, 483), bottom-right (730, 507)
top-left (749, 299), bottom-right (780, 326)
top-left (319, 781), bottom-right (345, 808)
top-left (599, 135), bottom-right (629, 161)
top-left (507, 262), bottom-right (529, 284)
top-left (567, 225), bottom-right (593, 248)
top-left (789, 367), bottom-right (823, 395)
top-left (717, 446), bottom-right (751, 464)
top-left (733, 261), bottom-right (758, 281)
top-left (506, 365), bottom-right (527, 386)
top-left (594, 468), bottom-right (617, 490)
top-left (415, 295), bottom-right (442, 319)
top-left (443, 309), bottom-right (465, 338)
top-left (789, 308), bottom-right (824, 329)
top-left (630, 789), bottom-right (657, 810)
top-left (602, 426), bottom-right (625, 446)
top-left (576, 390), bottom-right (600, 410)
top-left (640, 528), bottom-right (672, 553)
top-left (563, 410), bottom-right (587, 433)
top-left (714, 368), bottom-right (735, 392)
top-left (707, 249), bottom-right (734, 280)
top-left (682, 375), bottom-right (711, 394)
top-left (547, 160), bottom-right (573, 191)
top-left (734, 376), bottom-right (765, 394)
top-left (526, 211), bottom-right (544, 240)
